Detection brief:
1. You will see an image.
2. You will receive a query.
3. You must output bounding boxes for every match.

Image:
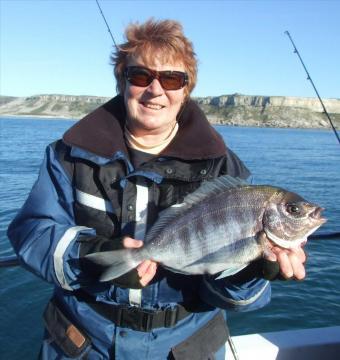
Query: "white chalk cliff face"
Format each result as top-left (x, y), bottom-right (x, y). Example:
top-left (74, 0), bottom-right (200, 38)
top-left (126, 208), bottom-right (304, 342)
top-left (195, 94), bottom-right (340, 128)
top-left (1, 94), bottom-right (340, 129)
top-left (197, 94), bottom-right (340, 113)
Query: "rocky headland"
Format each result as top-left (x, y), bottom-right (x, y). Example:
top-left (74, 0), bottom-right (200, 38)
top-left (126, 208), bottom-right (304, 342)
top-left (1, 93), bottom-right (340, 129)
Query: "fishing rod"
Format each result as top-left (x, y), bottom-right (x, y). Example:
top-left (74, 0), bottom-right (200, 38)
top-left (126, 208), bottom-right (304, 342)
top-left (285, 31), bottom-right (340, 146)
top-left (0, 255), bottom-right (20, 267)
top-left (95, 0), bottom-right (119, 50)
top-left (309, 232), bottom-right (340, 240)
top-left (2, 232), bottom-right (340, 268)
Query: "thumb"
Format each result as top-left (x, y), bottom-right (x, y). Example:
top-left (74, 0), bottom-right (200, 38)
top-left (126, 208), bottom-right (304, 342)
top-left (122, 237), bottom-right (143, 249)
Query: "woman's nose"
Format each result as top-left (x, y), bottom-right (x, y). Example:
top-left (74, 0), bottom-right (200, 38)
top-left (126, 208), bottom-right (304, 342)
top-left (146, 78), bottom-right (164, 95)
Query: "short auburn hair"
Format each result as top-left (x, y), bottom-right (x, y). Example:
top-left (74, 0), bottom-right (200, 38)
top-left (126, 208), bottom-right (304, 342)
top-left (111, 19), bottom-right (197, 98)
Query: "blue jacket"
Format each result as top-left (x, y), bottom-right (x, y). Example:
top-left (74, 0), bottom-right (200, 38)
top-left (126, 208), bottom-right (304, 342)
top-left (8, 96), bottom-right (270, 359)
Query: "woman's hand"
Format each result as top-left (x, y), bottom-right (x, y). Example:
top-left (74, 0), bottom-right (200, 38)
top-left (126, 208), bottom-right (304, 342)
top-left (123, 237), bottom-right (158, 286)
top-left (264, 244), bottom-right (306, 280)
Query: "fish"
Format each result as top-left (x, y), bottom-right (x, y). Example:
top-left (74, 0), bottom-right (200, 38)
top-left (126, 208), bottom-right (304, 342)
top-left (85, 175), bottom-right (326, 282)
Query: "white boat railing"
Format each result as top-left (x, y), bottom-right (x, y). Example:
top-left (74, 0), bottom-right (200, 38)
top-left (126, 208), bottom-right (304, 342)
top-left (225, 326), bottom-right (340, 359)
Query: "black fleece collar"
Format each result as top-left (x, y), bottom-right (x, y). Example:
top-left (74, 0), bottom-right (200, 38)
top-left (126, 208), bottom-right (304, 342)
top-left (63, 95), bottom-right (227, 160)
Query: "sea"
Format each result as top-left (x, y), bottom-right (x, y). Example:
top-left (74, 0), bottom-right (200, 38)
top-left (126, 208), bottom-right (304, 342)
top-left (1, 116), bottom-right (340, 359)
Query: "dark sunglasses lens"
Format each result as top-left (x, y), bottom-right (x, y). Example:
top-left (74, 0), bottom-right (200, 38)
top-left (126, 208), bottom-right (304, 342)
top-left (160, 73), bottom-right (185, 90)
top-left (126, 67), bottom-right (187, 90)
top-left (127, 68), bottom-right (152, 87)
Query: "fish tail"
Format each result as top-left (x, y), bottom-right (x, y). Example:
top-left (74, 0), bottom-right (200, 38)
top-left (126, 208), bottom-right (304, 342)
top-left (84, 248), bottom-right (144, 282)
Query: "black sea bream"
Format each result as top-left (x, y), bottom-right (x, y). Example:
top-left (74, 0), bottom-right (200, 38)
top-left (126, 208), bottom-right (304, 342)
top-left (85, 176), bottom-right (326, 281)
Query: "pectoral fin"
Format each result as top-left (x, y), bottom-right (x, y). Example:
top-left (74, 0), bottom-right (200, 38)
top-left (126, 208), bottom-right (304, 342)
top-left (214, 264), bottom-right (248, 279)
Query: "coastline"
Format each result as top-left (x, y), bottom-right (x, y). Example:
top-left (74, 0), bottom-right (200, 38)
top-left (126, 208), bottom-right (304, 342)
top-left (0, 114), bottom-right (78, 121)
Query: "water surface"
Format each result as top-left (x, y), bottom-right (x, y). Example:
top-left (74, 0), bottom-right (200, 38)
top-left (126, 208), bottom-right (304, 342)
top-left (1, 117), bottom-right (339, 359)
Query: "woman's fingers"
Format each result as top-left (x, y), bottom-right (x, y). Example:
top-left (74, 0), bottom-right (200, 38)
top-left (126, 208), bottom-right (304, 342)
top-left (271, 246), bottom-right (306, 280)
top-left (121, 238), bottom-right (157, 286)
top-left (137, 260), bottom-right (158, 286)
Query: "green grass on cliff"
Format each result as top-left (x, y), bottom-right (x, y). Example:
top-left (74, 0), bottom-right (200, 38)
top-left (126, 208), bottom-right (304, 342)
top-left (0, 96), bottom-right (18, 105)
top-left (68, 101), bottom-right (100, 115)
top-left (28, 103), bottom-right (50, 115)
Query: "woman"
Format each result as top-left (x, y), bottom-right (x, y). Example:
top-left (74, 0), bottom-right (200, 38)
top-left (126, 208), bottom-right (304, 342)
top-left (8, 19), bottom-right (305, 359)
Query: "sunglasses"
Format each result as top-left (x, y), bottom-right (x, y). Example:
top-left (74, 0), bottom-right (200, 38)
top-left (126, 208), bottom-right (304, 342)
top-left (124, 66), bottom-right (189, 91)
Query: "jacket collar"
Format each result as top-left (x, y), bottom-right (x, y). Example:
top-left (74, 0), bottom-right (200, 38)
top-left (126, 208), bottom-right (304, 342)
top-left (63, 95), bottom-right (226, 160)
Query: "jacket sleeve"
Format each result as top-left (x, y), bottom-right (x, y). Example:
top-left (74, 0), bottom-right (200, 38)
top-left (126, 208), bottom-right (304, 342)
top-left (199, 261), bottom-right (271, 312)
top-left (7, 144), bottom-right (96, 291)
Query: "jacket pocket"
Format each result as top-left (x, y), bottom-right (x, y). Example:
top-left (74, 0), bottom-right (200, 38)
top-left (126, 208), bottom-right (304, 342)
top-left (43, 298), bottom-right (91, 358)
top-left (170, 311), bottom-right (228, 360)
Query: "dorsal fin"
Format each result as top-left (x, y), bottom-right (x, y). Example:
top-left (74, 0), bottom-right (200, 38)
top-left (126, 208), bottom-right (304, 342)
top-left (182, 175), bottom-right (247, 206)
top-left (145, 175), bottom-right (247, 242)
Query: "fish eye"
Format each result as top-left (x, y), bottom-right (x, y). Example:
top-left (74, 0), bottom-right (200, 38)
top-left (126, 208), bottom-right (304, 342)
top-left (286, 203), bottom-right (301, 214)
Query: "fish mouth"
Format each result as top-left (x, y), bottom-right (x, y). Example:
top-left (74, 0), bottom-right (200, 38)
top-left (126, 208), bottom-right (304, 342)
top-left (310, 206), bottom-right (327, 224)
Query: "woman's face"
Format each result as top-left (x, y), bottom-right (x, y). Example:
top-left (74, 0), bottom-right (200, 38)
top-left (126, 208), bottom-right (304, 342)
top-left (124, 56), bottom-right (186, 137)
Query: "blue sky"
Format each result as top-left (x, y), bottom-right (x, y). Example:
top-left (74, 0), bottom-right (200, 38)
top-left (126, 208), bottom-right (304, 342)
top-left (1, 0), bottom-right (339, 99)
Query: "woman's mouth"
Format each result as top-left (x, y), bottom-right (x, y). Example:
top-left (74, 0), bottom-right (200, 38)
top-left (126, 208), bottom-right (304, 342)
top-left (141, 102), bottom-right (164, 110)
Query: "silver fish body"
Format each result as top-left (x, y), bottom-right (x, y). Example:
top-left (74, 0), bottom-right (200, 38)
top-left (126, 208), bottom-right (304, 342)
top-left (86, 176), bottom-right (326, 281)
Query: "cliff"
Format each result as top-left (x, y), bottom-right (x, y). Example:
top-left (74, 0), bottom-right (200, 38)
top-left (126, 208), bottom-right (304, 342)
top-left (195, 94), bottom-right (340, 128)
top-left (0, 94), bottom-right (109, 119)
top-left (1, 93), bottom-right (340, 129)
